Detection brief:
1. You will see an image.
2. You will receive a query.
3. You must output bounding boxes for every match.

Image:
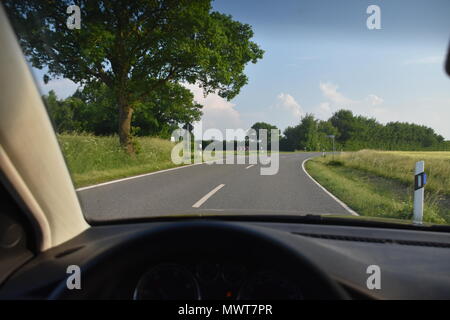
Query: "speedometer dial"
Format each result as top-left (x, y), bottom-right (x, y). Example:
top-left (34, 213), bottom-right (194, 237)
top-left (133, 264), bottom-right (201, 300)
top-left (238, 270), bottom-right (302, 300)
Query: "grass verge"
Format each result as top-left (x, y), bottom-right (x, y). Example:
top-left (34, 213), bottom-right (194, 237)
top-left (331, 150), bottom-right (450, 195)
top-left (305, 152), bottom-right (450, 225)
top-left (59, 133), bottom-right (182, 188)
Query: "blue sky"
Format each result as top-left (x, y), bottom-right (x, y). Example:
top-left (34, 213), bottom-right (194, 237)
top-left (33, 0), bottom-right (450, 139)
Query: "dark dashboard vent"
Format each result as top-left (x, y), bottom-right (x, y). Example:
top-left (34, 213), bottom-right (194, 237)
top-left (293, 232), bottom-right (450, 248)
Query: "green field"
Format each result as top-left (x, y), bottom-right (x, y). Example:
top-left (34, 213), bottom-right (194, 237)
top-left (59, 133), bottom-right (182, 188)
top-left (305, 150), bottom-right (450, 225)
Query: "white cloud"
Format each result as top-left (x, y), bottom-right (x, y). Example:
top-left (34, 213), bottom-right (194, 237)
top-left (319, 82), bottom-right (355, 106)
top-left (403, 56), bottom-right (443, 65)
top-left (184, 83), bottom-right (244, 140)
top-left (317, 81), bottom-right (384, 119)
top-left (276, 93), bottom-right (304, 119)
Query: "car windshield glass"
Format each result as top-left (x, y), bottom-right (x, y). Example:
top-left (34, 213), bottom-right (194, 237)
top-left (3, 0), bottom-right (450, 226)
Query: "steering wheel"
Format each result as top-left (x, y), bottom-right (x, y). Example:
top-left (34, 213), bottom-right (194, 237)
top-left (49, 221), bottom-right (350, 300)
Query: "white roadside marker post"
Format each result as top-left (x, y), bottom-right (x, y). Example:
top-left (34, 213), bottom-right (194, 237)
top-left (413, 161), bottom-right (426, 225)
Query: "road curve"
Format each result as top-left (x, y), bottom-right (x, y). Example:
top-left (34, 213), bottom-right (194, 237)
top-left (77, 153), bottom-right (351, 222)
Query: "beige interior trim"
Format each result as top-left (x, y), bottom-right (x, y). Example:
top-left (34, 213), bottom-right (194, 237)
top-left (0, 6), bottom-right (89, 251)
top-left (0, 145), bottom-right (52, 250)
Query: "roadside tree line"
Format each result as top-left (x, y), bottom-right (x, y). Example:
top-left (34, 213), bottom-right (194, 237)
top-left (278, 110), bottom-right (448, 152)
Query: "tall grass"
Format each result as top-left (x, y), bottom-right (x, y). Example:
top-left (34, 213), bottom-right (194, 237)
top-left (306, 150), bottom-right (450, 225)
top-left (58, 133), bottom-right (178, 187)
top-left (335, 150), bottom-right (450, 195)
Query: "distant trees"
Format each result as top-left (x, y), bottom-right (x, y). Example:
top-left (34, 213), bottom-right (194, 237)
top-left (280, 110), bottom-right (447, 152)
top-left (280, 114), bottom-right (336, 151)
top-left (250, 122), bottom-right (279, 150)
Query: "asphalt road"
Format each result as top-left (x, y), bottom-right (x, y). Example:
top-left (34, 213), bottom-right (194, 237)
top-left (77, 153), bottom-right (351, 221)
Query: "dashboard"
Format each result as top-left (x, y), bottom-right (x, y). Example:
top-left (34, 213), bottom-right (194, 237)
top-left (1, 219), bottom-right (450, 300)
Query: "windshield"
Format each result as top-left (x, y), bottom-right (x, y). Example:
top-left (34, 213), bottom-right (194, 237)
top-left (3, 0), bottom-right (450, 226)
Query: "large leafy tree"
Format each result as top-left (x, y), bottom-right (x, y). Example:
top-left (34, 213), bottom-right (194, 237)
top-left (280, 125), bottom-right (301, 151)
top-left (71, 82), bottom-right (202, 137)
top-left (329, 109), bottom-right (357, 144)
top-left (132, 83), bottom-right (203, 137)
top-left (4, 0), bottom-right (264, 153)
top-left (250, 122), bottom-right (279, 149)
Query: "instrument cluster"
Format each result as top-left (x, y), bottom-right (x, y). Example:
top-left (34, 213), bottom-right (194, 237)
top-left (133, 261), bottom-right (302, 300)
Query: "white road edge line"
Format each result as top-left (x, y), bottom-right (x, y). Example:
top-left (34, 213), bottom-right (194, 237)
top-left (301, 158), bottom-right (359, 216)
top-left (76, 160), bottom-right (217, 192)
top-left (192, 184), bottom-right (225, 208)
top-left (245, 164), bottom-right (255, 169)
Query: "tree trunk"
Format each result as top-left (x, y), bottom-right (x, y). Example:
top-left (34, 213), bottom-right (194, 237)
top-left (118, 102), bottom-right (135, 155)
